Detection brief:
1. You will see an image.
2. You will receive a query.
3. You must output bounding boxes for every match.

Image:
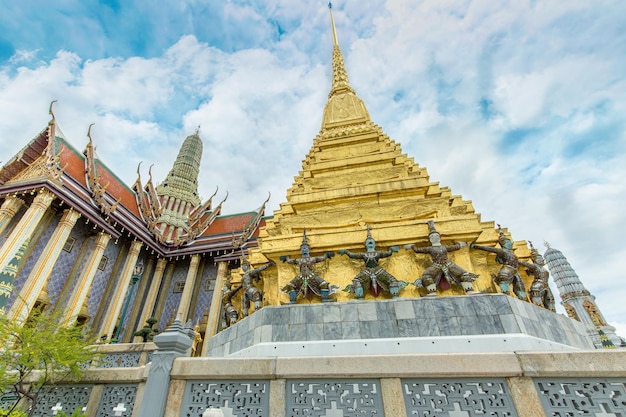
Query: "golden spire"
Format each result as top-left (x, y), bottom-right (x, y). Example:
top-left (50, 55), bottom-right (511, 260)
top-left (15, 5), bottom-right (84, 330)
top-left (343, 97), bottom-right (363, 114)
top-left (329, 2), bottom-right (339, 47)
top-left (320, 2), bottom-right (370, 131)
top-left (327, 2), bottom-right (355, 98)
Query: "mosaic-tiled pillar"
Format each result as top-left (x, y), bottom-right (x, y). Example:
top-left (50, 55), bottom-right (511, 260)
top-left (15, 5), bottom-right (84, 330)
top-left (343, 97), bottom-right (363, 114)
top-left (176, 254), bottom-right (201, 322)
top-left (0, 237), bottom-right (29, 315)
top-left (63, 232), bottom-right (111, 324)
top-left (202, 261), bottom-right (229, 356)
top-left (99, 240), bottom-right (143, 340)
top-left (0, 190), bottom-right (54, 273)
top-left (133, 257), bottom-right (167, 342)
top-left (8, 208), bottom-right (81, 323)
top-left (0, 196), bottom-right (24, 236)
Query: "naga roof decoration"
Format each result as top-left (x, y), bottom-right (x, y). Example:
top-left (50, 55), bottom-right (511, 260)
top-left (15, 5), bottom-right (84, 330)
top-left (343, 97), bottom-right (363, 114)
top-left (83, 124), bottom-right (120, 216)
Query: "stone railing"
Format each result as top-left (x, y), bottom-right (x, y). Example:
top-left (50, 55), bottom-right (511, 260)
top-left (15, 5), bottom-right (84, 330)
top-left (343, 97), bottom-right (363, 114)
top-left (167, 350), bottom-right (626, 417)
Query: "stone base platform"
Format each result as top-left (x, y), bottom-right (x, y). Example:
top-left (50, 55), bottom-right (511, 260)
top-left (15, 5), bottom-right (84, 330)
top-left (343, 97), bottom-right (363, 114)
top-left (208, 294), bottom-right (593, 357)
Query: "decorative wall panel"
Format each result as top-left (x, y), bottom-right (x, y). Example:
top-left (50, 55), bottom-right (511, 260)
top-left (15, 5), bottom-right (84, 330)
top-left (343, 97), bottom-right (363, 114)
top-left (95, 384), bottom-right (138, 417)
top-left (286, 379), bottom-right (384, 416)
top-left (31, 385), bottom-right (92, 417)
top-left (535, 378), bottom-right (626, 416)
top-left (180, 380), bottom-right (270, 417)
top-left (402, 378), bottom-right (518, 416)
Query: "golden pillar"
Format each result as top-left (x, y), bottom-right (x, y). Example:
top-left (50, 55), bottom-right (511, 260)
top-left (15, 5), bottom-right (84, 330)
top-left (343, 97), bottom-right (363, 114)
top-left (176, 254), bottom-right (201, 322)
top-left (99, 240), bottom-right (143, 340)
top-left (63, 232), bottom-right (111, 324)
top-left (0, 190), bottom-right (55, 273)
top-left (133, 257), bottom-right (167, 342)
top-left (202, 261), bottom-right (229, 356)
top-left (0, 196), bottom-right (24, 236)
top-left (8, 208), bottom-right (81, 323)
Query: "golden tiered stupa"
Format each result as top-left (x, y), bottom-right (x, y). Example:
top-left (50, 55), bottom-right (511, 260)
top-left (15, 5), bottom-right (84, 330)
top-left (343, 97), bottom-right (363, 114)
top-left (241, 4), bottom-right (534, 308)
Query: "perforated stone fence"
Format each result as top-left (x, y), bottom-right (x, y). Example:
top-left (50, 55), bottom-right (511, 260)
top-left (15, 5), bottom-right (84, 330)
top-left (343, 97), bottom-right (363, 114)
top-left (10, 347), bottom-right (626, 417)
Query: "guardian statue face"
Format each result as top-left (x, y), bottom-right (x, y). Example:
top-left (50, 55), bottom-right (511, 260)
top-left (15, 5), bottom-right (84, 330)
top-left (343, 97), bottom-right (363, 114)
top-left (300, 244), bottom-right (310, 257)
top-left (429, 232), bottom-right (441, 245)
top-left (365, 238), bottom-right (376, 252)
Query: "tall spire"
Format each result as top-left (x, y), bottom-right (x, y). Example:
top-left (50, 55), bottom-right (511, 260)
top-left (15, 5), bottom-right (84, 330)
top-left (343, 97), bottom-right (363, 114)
top-left (544, 244), bottom-right (623, 348)
top-left (321, 2), bottom-right (370, 131)
top-left (155, 132), bottom-right (203, 243)
top-left (327, 2), bottom-right (355, 98)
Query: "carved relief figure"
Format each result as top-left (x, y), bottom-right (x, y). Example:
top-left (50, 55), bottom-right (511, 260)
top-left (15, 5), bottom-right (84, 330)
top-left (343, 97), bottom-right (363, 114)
top-left (240, 255), bottom-right (273, 316)
top-left (221, 275), bottom-right (242, 328)
top-left (471, 226), bottom-right (527, 300)
top-left (339, 226), bottom-right (406, 299)
top-left (405, 220), bottom-right (478, 296)
top-left (280, 230), bottom-right (336, 303)
top-left (519, 241), bottom-right (556, 311)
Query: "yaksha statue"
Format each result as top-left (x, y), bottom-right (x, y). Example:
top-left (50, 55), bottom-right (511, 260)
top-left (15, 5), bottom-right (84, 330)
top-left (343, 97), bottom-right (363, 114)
top-left (221, 275), bottom-right (242, 329)
top-left (471, 226), bottom-right (528, 300)
top-left (405, 220), bottom-right (478, 296)
top-left (240, 254), bottom-right (274, 316)
top-left (280, 229), bottom-right (336, 303)
top-left (519, 241), bottom-right (556, 311)
top-left (339, 226), bottom-right (407, 299)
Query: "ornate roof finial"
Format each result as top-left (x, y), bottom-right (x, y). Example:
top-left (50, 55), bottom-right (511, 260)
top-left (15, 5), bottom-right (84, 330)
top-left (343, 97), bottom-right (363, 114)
top-left (87, 123), bottom-right (95, 143)
top-left (195, 125), bottom-right (201, 135)
top-left (49, 100), bottom-right (57, 120)
top-left (544, 241), bottom-right (551, 249)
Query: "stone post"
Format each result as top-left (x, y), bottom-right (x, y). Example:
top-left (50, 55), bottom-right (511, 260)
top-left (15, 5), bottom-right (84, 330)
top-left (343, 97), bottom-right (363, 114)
top-left (136, 319), bottom-right (193, 417)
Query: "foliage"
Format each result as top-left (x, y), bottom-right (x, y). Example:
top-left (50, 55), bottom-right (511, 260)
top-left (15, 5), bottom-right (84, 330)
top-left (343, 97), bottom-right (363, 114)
top-left (0, 410), bottom-right (27, 417)
top-left (0, 307), bottom-right (100, 417)
top-left (133, 317), bottom-right (159, 342)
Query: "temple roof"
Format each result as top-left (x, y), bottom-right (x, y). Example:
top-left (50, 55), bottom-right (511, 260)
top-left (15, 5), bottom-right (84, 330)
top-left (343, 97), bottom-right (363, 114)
top-left (0, 116), bottom-right (265, 259)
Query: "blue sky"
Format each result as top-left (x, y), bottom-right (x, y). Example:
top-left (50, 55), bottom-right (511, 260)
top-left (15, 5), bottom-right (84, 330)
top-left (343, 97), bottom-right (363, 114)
top-left (1, 0), bottom-right (626, 336)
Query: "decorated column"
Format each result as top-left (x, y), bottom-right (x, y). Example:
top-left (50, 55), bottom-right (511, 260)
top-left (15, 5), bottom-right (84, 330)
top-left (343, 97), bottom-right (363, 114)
top-left (202, 261), bottom-right (229, 356)
top-left (99, 240), bottom-right (143, 340)
top-left (63, 232), bottom-right (111, 324)
top-left (134, 257), bottom-right (167, 342)
top-left (8, 208), bottom-right (81, 324)
top-left (176, 254), bottom-right (201, 322)
top-left (0, 196), bottom-right (24, 236)
top-left (0, 190), bottom-right (55, 273)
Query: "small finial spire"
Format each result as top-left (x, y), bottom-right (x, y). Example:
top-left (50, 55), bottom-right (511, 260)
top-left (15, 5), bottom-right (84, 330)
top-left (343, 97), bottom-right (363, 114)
top-left (195, 125), bottom-right (201, 135)
top-left (87, 123), bottom-right (95, 142)
top-left (328, 2), bottom-right (339, 47)
top-left (544, 241), bottom-right (551, 249)
top-left (49, 100), bottom-right (57, 119)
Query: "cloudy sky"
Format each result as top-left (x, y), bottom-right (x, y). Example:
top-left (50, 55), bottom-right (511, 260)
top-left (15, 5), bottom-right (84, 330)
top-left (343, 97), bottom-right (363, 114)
top-left (1, 0), bottom-right (625, 337)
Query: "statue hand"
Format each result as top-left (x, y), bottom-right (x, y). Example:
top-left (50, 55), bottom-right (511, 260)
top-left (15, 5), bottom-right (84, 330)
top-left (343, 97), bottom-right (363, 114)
top-left (457, 241), bottom-right (467, 248)
top-left (326, 251), bottom-right (335, 258)
top-left (279, 256), bottom-right (287, 262)
top-left (338, 249), bottom-right (346, 255)
top-left (403, 244), bottom-right (413, 250)
top-left (469, 243), bottom-right (475, 249)
top-left (390, 246), bottom-right (400, 252)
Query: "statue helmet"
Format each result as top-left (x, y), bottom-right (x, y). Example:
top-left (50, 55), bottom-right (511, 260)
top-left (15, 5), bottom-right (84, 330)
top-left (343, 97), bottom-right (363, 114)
top-left (427, 220), bottom-right (439, 236)
top-left (497, 224), bottom-right (513, 250)
top-left (300, 228), bottom-right (310, 250)
top-left (365, 225), bottom-right (376, 247)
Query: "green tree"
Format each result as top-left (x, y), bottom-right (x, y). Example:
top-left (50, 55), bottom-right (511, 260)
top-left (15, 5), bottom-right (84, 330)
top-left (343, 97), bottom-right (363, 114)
top-left (0, 307), bottom-right (100, 417)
